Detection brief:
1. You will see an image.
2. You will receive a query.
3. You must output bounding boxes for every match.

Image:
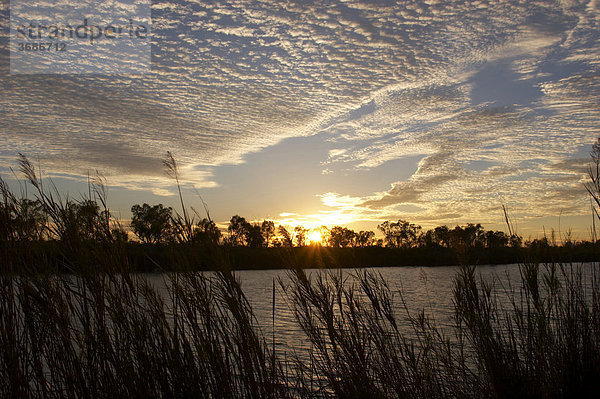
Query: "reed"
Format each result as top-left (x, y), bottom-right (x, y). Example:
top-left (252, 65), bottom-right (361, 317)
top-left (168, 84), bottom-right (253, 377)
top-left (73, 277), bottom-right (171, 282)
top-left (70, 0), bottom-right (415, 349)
top-left (454, 262), bottom-right (600, 397)
top-left (0, 269), bottom-right (289, 398)
top-left (280, 267), bottom-right (472, 398)
top-left (0, 155), bottom-right (287, 398)
top-left (2, 154), bottom-right (600, 398)
top-left (279, 262), bottom-right (600, 398)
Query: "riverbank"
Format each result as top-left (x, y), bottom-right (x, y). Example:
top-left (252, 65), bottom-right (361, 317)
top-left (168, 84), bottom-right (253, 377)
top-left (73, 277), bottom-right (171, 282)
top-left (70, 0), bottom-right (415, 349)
top-left (4, 241), bottom-right (600, 273)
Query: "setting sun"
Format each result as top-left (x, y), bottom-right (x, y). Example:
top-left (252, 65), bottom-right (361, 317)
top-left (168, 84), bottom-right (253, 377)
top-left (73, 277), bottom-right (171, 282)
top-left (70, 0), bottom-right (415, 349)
top-left (307, 230), bottom-right (323, 245)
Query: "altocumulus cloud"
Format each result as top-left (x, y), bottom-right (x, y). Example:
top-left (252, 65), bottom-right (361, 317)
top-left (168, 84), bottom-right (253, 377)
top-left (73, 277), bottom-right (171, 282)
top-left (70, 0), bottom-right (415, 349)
top-left (0, 0), bottom-right (598, 229)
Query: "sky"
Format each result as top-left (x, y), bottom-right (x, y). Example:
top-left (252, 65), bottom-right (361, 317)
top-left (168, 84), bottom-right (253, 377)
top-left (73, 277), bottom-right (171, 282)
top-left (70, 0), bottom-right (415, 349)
top-left (1, 0), bottom-right (600, 239)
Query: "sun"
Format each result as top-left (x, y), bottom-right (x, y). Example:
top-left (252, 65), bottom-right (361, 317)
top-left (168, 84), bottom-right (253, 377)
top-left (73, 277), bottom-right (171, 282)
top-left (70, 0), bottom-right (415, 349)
top-left (307, 230), bottom-right (323, 245)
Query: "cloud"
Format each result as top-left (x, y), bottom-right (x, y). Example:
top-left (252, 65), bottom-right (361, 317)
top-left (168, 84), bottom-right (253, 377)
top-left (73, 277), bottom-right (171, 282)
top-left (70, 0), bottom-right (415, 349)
top-left (0, 0), bottom-right (599, 231)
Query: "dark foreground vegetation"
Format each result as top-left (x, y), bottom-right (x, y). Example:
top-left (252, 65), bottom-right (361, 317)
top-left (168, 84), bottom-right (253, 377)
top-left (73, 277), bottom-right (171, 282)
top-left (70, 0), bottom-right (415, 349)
top-left (2, 149), bottom-right (600, 398)
top-left (2, 261), bottom-right (599, 398)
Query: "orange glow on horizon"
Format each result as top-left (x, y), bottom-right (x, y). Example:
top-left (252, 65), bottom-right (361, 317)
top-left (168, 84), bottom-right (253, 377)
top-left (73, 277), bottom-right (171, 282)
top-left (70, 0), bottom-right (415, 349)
top-left (276, 211), bottom-right (357, 230)
top-left (307, 229), bottom-right (323, 245)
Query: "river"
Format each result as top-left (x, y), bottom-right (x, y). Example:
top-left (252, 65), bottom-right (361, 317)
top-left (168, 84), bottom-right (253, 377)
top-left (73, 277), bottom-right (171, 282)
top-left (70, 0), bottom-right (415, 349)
top-left (144, 263), bottom-right (597, 371)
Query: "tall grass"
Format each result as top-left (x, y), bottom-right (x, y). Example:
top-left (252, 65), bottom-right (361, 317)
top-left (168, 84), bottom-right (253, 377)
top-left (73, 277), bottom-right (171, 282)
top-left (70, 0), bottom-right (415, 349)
top-left (3, 263), bottom-right (598, 398)
top-left (279, 263), bottom-right (600, 398)
top-left (454, 263), bottom-right (600, 397)
top-left (280, 268), bottom-right (474, 398)
top-left (0, 270), bottom-right (288, 398)
top-left (0, 155), bottom-right (129, 273)
top-left (0, 155), bottom-right (288, 398)
top-left (2, 155), bottom-right (600, 398)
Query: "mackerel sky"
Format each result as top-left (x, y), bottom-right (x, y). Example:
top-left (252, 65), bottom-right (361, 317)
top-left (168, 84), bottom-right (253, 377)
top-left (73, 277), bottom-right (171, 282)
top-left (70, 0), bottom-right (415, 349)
top-left (1, 0), bottom-right (600, 237)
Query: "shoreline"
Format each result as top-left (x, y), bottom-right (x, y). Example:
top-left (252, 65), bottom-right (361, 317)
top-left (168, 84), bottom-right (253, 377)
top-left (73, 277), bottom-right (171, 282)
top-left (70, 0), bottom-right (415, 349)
top-left (4, 242), bottom-right (600, 273)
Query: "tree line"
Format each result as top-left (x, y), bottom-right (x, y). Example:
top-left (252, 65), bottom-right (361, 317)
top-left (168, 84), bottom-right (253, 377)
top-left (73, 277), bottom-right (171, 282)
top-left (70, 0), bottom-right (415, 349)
top-left (2, 151), bottom-right (594, 255)
top-left (128, 204), bottom-right (568, 251)
top-left (0, 192), bottom-right (578, 252)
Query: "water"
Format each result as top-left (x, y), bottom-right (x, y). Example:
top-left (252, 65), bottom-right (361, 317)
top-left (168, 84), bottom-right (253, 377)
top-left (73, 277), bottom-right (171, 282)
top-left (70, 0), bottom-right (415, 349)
top-left (145, 263), bottom-right (597, 368)
top-left (235, 265), bottom-right (505, 360)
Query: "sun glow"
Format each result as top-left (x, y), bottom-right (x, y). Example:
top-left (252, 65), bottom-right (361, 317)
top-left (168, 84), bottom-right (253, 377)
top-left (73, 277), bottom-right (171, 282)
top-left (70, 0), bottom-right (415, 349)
top-left (307, 230), bottom-right (323, 245)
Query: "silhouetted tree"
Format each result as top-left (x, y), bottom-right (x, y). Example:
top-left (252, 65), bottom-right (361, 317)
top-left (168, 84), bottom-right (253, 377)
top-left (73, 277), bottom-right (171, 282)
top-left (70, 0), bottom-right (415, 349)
top-left (420, 229), bottom-right (435, 247)
top-left (77, 200), bottom-right (103, 240)
top-left (4, 198), bottom-right (46, 241)
top-left (356, 230), bottom-right (375, 247)
top-left (449, 223), bottom-right (484, 249)
top-left (294, 226), bottom-right (309, 247)
top-left (483, 230), bottom-right (509, 248)
top-left (227, 215), bottom-right (248, 246)
top-left (329, 226), bottom-right (356, 248)
top-left (378, 220), bottom-right (421, 248)
top-left (194, 218), bottom-right (221, 245)
top-left (52, 199), bottom-right (111, 243)
top-left (526, 237), bottom-right (550, 249)
top-left (509, 234), bottom-right (522, 248)
top-left (277, 226), bottom-right (294, 247)
top-left (130, 203), bottom-right (174, 244)
top-left (111, 227), bottom-right (129, 243)
top-left (245, 223), bottom-right (264, 248)
top-left (261, 220), bottom-right (275, 247)
top-left (433, 226), bottom-right (450, 247)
